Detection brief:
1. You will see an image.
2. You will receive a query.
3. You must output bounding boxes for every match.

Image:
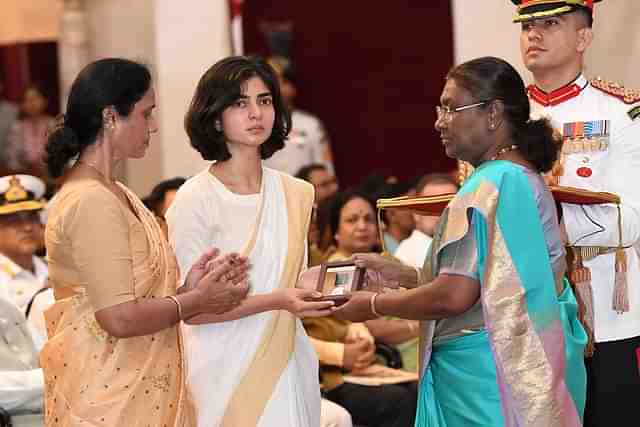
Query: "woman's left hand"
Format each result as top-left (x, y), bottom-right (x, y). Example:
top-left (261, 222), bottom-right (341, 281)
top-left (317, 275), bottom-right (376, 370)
top-left (332, 291), bottom-right (379, 322)
top-left (179, 248), bottom-right (221, 293)
top-left (182, 249), bottom-right (249, 292)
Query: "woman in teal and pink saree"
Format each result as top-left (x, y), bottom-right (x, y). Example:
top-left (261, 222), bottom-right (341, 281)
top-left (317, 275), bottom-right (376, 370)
top-left (334, 57), bottom-right (587, 426)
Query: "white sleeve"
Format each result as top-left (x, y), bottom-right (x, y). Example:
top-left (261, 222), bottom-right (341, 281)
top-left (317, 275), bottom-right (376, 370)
top-left (310, 118), bottom-right (335, 175)
top-left (166, 185), bottom-right (215, 284)
top-left (564, 118), bottom-right (640, 247)
top-left (0, 369), bottom-right (44, 413)
top-left (27, 289), bottom-right (55, 351)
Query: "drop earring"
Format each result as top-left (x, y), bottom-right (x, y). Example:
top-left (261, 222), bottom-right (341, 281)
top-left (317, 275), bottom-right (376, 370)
top-left (215, 120), bottom-right (222, 132)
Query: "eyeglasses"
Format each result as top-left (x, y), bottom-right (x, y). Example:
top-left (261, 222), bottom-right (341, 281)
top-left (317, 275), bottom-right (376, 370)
top-left (435, 101), bottom-right (490, 122)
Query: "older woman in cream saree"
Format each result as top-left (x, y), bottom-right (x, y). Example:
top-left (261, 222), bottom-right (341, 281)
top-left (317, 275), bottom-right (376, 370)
top-left (42, 181), bottom-right (194, 426)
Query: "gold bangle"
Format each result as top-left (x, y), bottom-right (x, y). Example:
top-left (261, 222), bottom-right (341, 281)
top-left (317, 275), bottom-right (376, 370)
top-left (166, 295), bottom-right (183, 321)
top-left (370, 293), bottom-right (382, 318)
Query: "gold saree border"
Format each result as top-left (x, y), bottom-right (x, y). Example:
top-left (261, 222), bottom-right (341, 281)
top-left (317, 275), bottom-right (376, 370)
top-left (221, 174), bottom-right (314, 427)
top-left (428, 180), bottom-right (571, 425)
top-left (470, 181), bottom-right (568, 425)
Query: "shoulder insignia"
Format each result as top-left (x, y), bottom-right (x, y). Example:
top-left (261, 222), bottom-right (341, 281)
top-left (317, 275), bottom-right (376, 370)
top-left (628, 105), bottom-right (640, 121)
top-left (590, 78), bottom-right (640, 104)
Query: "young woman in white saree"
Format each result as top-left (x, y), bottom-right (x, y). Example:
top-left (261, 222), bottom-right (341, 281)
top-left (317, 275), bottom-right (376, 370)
top-left (167, 56), bottom-right (335, 427)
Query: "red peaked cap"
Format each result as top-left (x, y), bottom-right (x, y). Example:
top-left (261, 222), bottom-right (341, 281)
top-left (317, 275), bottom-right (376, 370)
top-left (510, 0), bottom-right (602, 23)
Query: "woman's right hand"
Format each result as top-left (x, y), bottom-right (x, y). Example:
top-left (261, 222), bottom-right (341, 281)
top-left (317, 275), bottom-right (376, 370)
top-left (352, 253), bottom-right (405, 288)
top-left (276, 288), bottom-right (335, 318)
top-left (192, 253), bottom-right (251, 315)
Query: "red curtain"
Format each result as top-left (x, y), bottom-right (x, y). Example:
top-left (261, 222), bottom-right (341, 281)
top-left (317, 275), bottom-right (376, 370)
top-left (243, 1), bottom-right (456, 187)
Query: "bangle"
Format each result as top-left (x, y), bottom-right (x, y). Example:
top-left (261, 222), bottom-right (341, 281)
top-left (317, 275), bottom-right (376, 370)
top-left (370, 293), bottom-right (382, 318)
top-left (414, 267), bottom-right (422, 285)
top-left (166, 295), bottom-right (183, 322)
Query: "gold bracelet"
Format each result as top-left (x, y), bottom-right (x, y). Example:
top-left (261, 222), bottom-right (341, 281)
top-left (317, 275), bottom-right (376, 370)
top-left (370, 293), bottom-right (382, 317)
top-left (166, 295), bottom-right (183, 321)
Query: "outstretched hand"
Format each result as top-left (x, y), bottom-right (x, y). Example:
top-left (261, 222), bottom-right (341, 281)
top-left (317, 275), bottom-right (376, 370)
top-left (278, 288), bottom-right (335, 318)
top-left (332, 291), bottom-right (379, 322)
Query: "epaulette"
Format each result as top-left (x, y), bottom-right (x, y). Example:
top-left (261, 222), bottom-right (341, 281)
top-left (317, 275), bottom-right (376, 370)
top-left (590, 78), bottom-right (640, 105)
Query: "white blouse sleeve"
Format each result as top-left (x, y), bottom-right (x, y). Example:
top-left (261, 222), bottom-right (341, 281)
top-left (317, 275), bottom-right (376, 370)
top-left (166, 184), bottom-right (216, 284)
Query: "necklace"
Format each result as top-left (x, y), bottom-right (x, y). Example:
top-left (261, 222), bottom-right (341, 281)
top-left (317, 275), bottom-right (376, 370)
top-left (77, 160), bottom-right (115, 184)
top-left (490, 144), bottom-right (519, 161)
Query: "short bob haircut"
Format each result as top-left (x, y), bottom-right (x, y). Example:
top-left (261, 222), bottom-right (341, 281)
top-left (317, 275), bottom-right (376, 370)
top-left (184, 56), bottom-right (291, 161)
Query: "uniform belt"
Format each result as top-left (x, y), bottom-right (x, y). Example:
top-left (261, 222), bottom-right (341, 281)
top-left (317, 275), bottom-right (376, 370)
top-left (567, 246), bottom-right (618, 262)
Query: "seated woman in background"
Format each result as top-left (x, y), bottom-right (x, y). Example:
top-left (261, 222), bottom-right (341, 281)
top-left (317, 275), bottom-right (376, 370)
top-left (324, 191), bottom-right (420, 371)
top-left (303, 190), bottom-right (418, 427)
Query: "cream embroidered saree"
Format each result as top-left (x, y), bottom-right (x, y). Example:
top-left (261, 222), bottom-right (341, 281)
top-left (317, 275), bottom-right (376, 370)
top-left (41, 180), bottom-right (193, 427)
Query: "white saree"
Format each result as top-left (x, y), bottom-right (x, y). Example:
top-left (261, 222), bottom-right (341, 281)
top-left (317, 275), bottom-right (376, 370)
top-left (167, 166), bottom-right (320, 427)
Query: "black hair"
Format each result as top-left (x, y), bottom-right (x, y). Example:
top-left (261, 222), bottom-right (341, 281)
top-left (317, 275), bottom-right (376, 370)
top-left (142, 177), bottom-right (186, 216)
top-left (328, 190), bottom-right (377, 241)
top-left (447, 56), bottom-right (559, 173)
top-left (45, 58), bottom-right (152, 178)
top-left (184, 56), bottom-right (291, 162)
top-left (295, 163), bottom-right (327, 182)
top-left (573, 6), bottom-right (594, 27)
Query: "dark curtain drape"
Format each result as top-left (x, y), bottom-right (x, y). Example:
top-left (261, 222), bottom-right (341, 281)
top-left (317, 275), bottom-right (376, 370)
top-left (243, 1), bottom-right (456, 187)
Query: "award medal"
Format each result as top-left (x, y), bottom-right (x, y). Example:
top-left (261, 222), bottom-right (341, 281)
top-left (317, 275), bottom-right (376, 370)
top-left (562, 120), bottom-right (609, 154)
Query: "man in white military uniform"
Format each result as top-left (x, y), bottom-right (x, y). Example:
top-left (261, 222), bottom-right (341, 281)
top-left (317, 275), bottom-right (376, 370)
top-left (0, 298), bottom-right (45, 427)
top-left (0, 174), bottom-right (54, 427)
top-left (264, 57), bottom-right (336, 176)
top-left (513, 1), bottom-right (640, 425)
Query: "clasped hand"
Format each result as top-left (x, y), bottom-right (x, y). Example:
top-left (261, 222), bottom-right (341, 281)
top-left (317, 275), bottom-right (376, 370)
top-left (182, 248), bottom-right (251, 315)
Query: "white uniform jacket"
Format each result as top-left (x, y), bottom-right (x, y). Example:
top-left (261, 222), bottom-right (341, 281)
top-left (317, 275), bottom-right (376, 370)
top-left (530, 74), bottom-right (640, 342)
